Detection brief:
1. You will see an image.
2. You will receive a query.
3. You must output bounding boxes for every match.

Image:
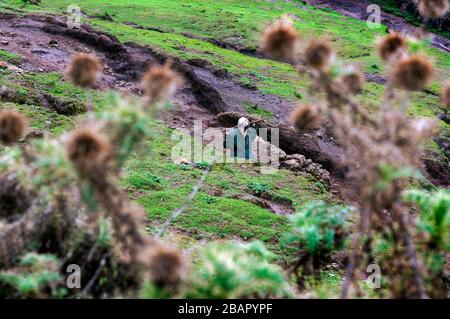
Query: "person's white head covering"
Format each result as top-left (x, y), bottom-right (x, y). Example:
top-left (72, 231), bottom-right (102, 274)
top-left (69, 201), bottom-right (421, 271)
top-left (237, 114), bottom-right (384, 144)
top-left (237, 117), bottom-right (250, 134)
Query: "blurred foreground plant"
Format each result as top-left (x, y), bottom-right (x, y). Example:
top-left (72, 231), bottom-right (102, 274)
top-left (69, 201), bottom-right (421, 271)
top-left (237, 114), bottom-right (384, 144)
top-left (0, 54), bottom-right (182, 297)
top-left (141, 241), bottom-right (292, 299)
top-left (0, 253), bottom-right (66, 298)
top-left (261, 3), bottom-right (449, 297)
top-left (403, 189), bottom-right (449, 297)
top-left (281, 202), bottom-right (349, 288)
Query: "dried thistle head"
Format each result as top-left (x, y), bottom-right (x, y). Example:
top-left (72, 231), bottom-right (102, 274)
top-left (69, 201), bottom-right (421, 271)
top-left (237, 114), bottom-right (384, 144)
top-left (67, 127), bottom-right (110, 172)
top-left (290, 104), bottom-right (323, 131)
top-left (418, 0), bottom-right (450, 19)
top-left (261, 17), bottom-right (300, 63)
top-left (377, 33), bottom-right (407, 62)
top-left (441, 83), bottom-right (450, 109)
top-left (144, 242), bottom-right (187, 289)
top-left (67, 53), bottom-right (101, 88)
top-left (341, 70), bottom-right (365, 95)
top-left (0, 110), bottom-right (28, 144)
top-left (391, 54), bottom-right (434, 91)
top-left (142, 62), bottom-right (180, 105)
top-left (304, 39), bottom-right (334, 70)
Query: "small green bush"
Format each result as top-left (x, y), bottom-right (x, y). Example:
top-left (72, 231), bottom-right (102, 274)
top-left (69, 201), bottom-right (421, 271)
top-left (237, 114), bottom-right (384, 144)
top-left (0, 253), bottom-right (66, 298)
top-left (404, 189), bottom-right (450, 249)
top-left (248, 182), bottom-right (270, 195)
top-left (403, 189), bottom-right (449, 285)
top-left (280, 202), bottom-right (350, 289)
top-left (195, 161), bottom-right (212, 170)
top-left (281, 201), bottom-right (350, 255)
top-left (0, 50), bottom-right (21, 65)
top-left (186, 241), bottom-right (292, 298)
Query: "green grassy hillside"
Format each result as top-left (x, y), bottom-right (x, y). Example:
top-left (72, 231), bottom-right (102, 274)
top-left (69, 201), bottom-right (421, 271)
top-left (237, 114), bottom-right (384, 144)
top-left (1, 0), bottom-right (448, 225)
top-left (0, 0), bottom-right (448, 298)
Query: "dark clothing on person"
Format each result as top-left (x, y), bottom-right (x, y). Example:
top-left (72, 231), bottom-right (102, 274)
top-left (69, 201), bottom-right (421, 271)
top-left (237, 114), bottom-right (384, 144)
top-left (223, 127), bottom-right (257, 160)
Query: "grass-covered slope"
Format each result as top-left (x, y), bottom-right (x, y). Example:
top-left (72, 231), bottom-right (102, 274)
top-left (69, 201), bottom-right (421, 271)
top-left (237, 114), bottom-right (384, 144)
top-left (1, 0), bottom-right (448, 298)
top-left (1, 0), bottom-right (448, 245)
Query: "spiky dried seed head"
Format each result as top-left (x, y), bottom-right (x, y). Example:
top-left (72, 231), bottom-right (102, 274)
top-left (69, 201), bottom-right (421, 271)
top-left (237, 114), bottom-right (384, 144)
top-left (391, 54), bottom-right (434, 91)
top-left (304, 39), bottom-right (334, 70)
top-left (0, 110), bottom-right (28, 144)
top-left (142, 62), bottom-right (179, 105)
top-left (290, 104), bottom-right (323, 131)
top-left (341, 71), bottom-right (365, 94)
top-left (261, 17), bottom-right (300, 63)
top-left (67, 53), bottom-right (101, 88)
top-left (377, 33), bottom-right (407, 62)
top-left (67, 128), bottom-right (110, 171)
top-left (441, 83), bottom-right (450, 109)
top-left (146, 242), bottom-right (186, 288)
top-left (418, 0), bottom-right (450, 19)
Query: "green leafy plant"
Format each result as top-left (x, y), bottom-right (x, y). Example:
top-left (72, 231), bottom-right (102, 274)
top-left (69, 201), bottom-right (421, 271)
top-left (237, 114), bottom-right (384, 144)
top-left (178, 163), bottom-right (192, 171)
top-left (401, 189), bottom-right (450, 297)
top-left (281, 201), bottom-right (350, 288)
top-left (186, 241), bottom-right (292, 299)
top-left (404, 189), bottom-right (449, 249)
top-left (313, 181), bottom-right (327, 194)
top-left (0, 50), bottom-right (22, 65)
top-left (219, 180), bottom-right (230, 190)
top-left (126, 172), bottom-right (162, 190)
top-left (375, 164), bottom-right (424, 191)
top-left (0, 253), bottom-right (66, 298)
top-left (403, 189), bottom-right (449, 297)
top-left (195, 161), bottom-right (212, 170)
top-left (248, 182), bottom-right (270, 195)
top-left (282, 201), bottom-right (349, 254)
top-left (200, 194), bottom-right (219, 204)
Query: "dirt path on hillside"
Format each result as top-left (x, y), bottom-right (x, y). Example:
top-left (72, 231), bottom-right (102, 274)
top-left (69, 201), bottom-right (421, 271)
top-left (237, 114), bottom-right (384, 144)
top-left (303, 0), bottom-right (450, 52)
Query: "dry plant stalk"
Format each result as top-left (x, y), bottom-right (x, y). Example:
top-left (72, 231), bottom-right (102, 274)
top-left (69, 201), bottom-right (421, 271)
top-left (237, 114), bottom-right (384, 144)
top-left (262, 12), bottom-right (445, 297)
top-left (0, 54), bottom-right (185, 296)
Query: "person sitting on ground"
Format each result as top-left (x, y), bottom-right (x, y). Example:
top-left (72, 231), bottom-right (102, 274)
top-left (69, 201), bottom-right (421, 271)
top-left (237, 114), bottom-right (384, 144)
top-left (223, 117), bottom-right (258, 160)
